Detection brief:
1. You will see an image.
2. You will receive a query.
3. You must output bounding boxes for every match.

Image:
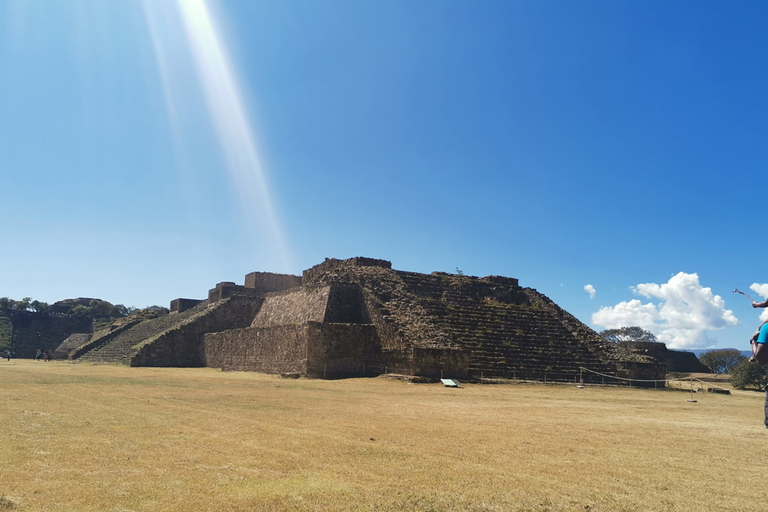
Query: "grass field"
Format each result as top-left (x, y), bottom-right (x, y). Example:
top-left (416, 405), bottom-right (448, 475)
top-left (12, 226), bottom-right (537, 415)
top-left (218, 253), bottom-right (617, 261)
top-left (1, 361), bottom-right (767, 511)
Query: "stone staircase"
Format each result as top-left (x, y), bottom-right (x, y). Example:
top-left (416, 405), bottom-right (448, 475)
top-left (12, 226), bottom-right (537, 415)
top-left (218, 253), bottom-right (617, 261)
top-left (395, 272), bottom-right (617, 380)
top-left (78, 302), bottom-right (211, 364)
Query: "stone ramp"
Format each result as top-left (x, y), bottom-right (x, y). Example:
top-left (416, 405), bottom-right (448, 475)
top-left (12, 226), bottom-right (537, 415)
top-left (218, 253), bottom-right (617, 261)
top-left (54, 333), bottom-right (92, 359)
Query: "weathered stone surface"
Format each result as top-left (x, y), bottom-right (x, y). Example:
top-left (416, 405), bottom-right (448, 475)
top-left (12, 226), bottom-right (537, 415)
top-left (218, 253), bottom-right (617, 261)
top-left (170, 298), bottom-right (204, 313)
top-left (244, 272), bottom-right (302, 292)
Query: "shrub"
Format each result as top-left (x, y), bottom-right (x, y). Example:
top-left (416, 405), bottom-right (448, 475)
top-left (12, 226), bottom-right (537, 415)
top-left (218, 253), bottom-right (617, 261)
top-left (730, 360), bottom-right (768, 390)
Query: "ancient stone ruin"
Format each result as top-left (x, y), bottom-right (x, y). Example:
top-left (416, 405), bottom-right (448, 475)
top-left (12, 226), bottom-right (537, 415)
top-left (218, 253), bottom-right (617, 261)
top-left (60, 257), bottom-right (668, 383)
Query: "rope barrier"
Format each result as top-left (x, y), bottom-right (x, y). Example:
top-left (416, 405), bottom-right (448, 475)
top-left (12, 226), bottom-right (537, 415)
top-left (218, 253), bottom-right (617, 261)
top-left (580, 366), bottom-right (730, 393)
top-left (580, 366), bottom-right (667, 384)
top-left (688, 375), bottom-right (730, 393)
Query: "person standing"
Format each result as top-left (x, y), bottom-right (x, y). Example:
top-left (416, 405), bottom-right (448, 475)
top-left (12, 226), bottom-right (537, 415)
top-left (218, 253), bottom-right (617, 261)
top-left (35, 348), bottom-right (42, 361)
top-left (749, 299), bottom-right (768, 428)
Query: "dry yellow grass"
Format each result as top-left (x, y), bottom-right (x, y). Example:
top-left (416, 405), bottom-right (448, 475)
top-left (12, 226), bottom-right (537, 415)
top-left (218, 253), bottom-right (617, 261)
top-left (1, 360), bottom-right (768, 511)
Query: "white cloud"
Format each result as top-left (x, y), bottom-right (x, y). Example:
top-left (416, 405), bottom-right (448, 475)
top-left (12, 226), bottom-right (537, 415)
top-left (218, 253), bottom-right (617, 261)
top-left (592, 299), bottom-right (658, 331)
top-left (750, 283), bottom-right (768, 298)
top-left (584, 284), bottom-right (596, 299)
top-left (750, 283), bottom-right (768, 322)
top-left (591, 272), bottom-right (739, 349)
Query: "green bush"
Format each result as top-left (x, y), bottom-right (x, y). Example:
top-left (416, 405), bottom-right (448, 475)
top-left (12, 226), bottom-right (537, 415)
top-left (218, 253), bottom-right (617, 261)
top-left (730, 360), bottom-right (768, 390)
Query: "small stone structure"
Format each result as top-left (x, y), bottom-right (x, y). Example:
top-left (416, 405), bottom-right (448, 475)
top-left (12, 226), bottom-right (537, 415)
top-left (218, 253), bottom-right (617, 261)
top-left (70, 256), bottom-right (671, 383)
top-left (170, 298), bottom-right (204, 313)
top-left (619, 341), bottom-right (710, 373)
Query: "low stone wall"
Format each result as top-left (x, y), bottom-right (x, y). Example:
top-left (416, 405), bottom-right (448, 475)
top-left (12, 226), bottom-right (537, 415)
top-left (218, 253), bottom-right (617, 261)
top-left (208, 282), bottom-right (262, 302)
top-left (621, 341), bottom-right (709, 373)
top-left (170, 298), bottom-right (204, 313)
top-left (244, 272), bottom-right (302, 292)
top-left (367, 347), bottom-right (469, 379)
top-left (614, 361), bottom-right (668, 387)
top-left (302, 257), bottom-right (392, 282)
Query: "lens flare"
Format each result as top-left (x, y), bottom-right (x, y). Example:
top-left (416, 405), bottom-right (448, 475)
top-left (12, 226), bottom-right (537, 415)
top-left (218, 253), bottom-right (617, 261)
top-left (143, 0), bottom-right (291, 271)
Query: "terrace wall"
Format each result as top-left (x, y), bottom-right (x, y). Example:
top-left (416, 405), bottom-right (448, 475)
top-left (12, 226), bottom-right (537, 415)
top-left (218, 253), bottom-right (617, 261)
top-left (244, 272), bottom-right (302, 292)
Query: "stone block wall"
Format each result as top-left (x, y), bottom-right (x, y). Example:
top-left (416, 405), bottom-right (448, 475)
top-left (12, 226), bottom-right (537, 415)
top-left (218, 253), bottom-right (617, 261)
top-left (205, 324), bottom-right (309, 374)
top-left (305, 322), bottom-right (380, 378)
top-left (11, 312), bottom-right (94, 358)
top-left (244, 272), bottom-right (302, 292)
top-left (205, 321), bottom-right (383, 378)
top-left (208, 282), bottom-right (262, 302)
top-left (170, 298), bottom-right (204, 313)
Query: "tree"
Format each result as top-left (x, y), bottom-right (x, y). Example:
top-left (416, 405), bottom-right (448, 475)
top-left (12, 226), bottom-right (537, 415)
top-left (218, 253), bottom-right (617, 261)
top-left (116, 304), bottom-right (137, 316)
top-left (699, 349), bottom-right (746, 374)
top-left (69, 305), bottom-right (89, 316)
top-left (730, 360), bottom-right (768, 390)
top-left (30, 300), bottom-right (50, 313)
top-left (599, 326), bottom-right (658, 344)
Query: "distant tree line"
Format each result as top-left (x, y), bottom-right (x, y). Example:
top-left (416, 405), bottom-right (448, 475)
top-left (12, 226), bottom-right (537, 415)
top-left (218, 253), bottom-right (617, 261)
top-left (0, 297), bottom-right (136, 318)
top-left (0, 297), bottom-right (51, 313)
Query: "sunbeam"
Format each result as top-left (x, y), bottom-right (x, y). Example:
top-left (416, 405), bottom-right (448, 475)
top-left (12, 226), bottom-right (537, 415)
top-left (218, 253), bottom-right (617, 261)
top-left (143, 0), bottom-right (291, 271)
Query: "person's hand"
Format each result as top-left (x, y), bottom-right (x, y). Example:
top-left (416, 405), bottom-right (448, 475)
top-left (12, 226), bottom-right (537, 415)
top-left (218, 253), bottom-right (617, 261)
top-left (753, 302), bottom-right (759, 308)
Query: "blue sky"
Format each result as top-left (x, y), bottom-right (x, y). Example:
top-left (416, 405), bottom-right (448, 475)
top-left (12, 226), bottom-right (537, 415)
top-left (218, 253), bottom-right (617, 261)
top-left (1, 0), bottom-right (766, 350)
